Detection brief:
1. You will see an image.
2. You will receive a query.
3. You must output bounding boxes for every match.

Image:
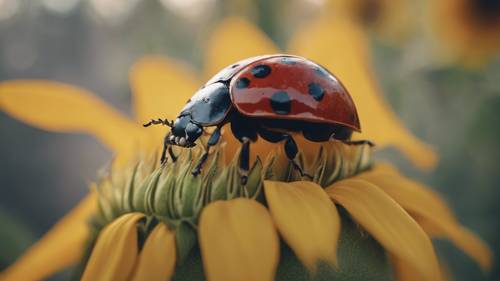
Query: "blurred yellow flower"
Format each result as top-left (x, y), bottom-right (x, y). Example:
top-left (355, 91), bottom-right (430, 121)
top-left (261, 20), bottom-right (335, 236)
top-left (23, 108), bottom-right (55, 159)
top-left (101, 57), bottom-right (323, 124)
top-left (430, 0), bottom-right (500, 64)
top-left (328, 0), bottom-right (414, 43)
top-left (0, 16), bottom-right (484, 281)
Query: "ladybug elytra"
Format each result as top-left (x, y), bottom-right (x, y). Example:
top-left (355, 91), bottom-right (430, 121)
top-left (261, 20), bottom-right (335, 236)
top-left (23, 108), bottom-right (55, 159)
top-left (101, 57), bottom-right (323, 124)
top-left (144, 54), bottom-right (371, 183)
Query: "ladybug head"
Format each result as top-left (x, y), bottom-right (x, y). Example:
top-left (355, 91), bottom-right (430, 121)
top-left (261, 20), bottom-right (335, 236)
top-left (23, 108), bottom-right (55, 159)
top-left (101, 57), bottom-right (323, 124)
top-left (145, 81), bottom-right (231, 150)
top-left (166, 82), bottom-right (232, 148)
top-left (165, 114), bottom-right (203, 148)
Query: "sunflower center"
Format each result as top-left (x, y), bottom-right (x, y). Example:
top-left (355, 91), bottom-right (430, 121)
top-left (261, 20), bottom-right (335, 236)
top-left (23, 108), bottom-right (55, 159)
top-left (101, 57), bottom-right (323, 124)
top-left (469, 0), bottom-right (500, 27)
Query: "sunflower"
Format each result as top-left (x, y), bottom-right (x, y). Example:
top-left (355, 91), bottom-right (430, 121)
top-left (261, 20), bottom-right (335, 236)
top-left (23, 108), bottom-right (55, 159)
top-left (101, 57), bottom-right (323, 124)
top-left (430, 0), bottom-right (500, 64)
top-left (0, 16), bottom-right (489, 281)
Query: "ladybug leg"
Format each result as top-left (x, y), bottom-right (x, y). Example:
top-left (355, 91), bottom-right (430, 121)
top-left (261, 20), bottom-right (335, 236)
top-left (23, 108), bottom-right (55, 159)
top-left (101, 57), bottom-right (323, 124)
top-left (161, 134), bottom-right (178, 164)
top-left (284, 135), bottom-right (313, 179)
top-left (239, 138), bottom-right (251, 185)
top-left (161, 134), bottom-right (169, 164)
top-left (168, 146), bottom-right (177, 162)
top-left (192, 126), bottom-right (221, 176)
top-left (230, 112), bottom-right (258, 185)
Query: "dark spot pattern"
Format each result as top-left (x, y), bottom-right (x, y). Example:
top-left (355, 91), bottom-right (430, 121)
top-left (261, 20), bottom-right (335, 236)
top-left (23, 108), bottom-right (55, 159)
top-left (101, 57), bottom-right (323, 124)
top-left (314, 67), bottom-right (330, 78)
top-left (231, 64), bottom-right (239, 68)
top-left (280, 57), bottom-right (297, 65)
top-left (235, 77), bottom-right (250, 89)
top-left (308, 83), bottom-right (325, 101)
top-left (251, 64), bottom-right (272, 78)
top-left (270, 91), bottom-right (292, 115)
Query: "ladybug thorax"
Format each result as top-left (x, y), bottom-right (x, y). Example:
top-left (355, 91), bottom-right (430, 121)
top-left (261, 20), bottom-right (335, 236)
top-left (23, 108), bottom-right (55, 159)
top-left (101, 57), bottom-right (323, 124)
top-left (178, 82), bottom-right (232, 126)
top-left (167, 82), bottom-right (232, 147)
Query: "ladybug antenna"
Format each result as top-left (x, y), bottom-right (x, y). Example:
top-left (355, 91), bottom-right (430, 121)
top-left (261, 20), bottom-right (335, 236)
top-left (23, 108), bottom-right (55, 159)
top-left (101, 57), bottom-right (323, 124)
top-left (143, 118), bottom-right (173, 128)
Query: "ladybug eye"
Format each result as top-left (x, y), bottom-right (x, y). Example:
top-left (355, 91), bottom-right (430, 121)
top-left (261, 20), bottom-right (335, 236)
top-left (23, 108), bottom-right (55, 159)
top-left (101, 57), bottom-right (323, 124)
top-left (202, 97), bottom-right (210, 103)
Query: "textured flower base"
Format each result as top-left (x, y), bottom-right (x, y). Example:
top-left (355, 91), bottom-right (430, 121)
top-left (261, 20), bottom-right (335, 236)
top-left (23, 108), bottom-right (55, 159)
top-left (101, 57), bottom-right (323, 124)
top-left (93, 142), bottom-right (372, 228)
top-left (76, 142), bottom-right (381, 280)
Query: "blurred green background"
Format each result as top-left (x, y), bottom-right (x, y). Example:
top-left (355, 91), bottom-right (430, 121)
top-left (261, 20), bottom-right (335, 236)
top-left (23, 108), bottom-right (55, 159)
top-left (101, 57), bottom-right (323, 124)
top-left (0, 0), bottom-right (499, 280)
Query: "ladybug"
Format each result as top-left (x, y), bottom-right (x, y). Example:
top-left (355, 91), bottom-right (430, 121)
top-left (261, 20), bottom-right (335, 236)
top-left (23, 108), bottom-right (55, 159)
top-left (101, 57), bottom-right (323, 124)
top-left (144, 54), bottom-right (371, 182)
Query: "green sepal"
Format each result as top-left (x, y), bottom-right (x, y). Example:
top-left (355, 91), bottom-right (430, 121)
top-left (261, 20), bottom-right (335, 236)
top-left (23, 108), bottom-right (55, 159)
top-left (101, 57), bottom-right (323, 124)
top-left (210, 163), bottom-right (230, 201)
top-left (172, 220), bottom-right (197, 265)
top-left (121, 162), bottom-right (139, 213)
top-left (178, 163), bottom-right (202, 218)
top-left (246, 157), bottom-right (263, 199)
top-left (153, 165), bottom-right (175, 217)
top-left (132, 168), bottom-right (162, 214)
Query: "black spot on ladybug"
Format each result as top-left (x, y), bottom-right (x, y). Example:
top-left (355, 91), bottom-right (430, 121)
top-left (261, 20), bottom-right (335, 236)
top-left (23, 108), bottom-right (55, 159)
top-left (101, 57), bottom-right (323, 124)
top-left (308, 83), bottom-right (325, 101)
top-left (280, 57), bottom-right (297, 65)
top-left (251, 64), bottom-right (271, 78)
top-left (270, 91), bottom-right (291, 115)
top-left (235, 77), bottom-right (250, 89)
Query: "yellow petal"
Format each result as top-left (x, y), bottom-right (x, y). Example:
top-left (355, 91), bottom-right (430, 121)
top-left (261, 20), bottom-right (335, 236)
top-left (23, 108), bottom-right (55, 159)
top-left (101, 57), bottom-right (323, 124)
top-left (288, 17), bottom-right (438, 170)
top-left (82, 213), bottom-right (144, 281)
top-left (326, 179), bottom-right (441, 280)
top-left (203, 17), bottom-right (281, 162)
top-left (358, 171), bottom-right (456, 223)
top-left (0, 192), bottom-right (98, 281)
top-left (130, 55), bottom-right (199, 124)
top-left (264, 180), bottom-right (340, 271)
top-left (391, 255), bottom-right (453, 281)
top-left (131, 223), bottom-right (176, 281)
top-left (359, 171), bottom-right (493, 270)
top-left (371, 162), bottom-right (401, 175)
top-left (417, 216), bottom-right (493, 272)
top-left (199, 198), bottom-right (279, 281)
top-left (390, 255), bottom-right (426, 281)
top-left (0, 80), bottom-right (144, 163)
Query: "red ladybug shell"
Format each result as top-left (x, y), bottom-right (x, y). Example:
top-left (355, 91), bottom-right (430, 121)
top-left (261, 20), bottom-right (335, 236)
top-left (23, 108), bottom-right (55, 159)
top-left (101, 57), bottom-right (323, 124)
top-left (205, 55), bottom-right (277, 86)
top-left (228, 55), bottom-right (361, 132)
